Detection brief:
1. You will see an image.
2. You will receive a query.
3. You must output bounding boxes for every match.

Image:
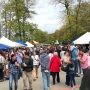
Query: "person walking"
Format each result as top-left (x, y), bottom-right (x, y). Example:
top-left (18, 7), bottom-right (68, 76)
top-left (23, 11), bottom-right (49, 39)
top-left (68, 60), bottom-right (76, 87)
top-left (40, 48), bottom-right (50, 90)
top-left (8, 54), bottom-right (20, 90)
top-left (71, 44), bottom-right (79, 77)
top-left (79, 48), bottom-right (90, 90)
top-left (50, 52), bottom-right (61, 85)
top-left (63, 51), bottom-right (71, 86)
top-left (22, 52), bottom-right (33, 90)
top-left (31, 51), bottom-right (40, 81)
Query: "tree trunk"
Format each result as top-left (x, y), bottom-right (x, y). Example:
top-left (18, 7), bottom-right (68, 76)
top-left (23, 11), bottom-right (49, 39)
top-left (22, 16), bottom-right (25, 41)
top-left (8, 11), bottom-right (12, 39)
top-left (5, 10), bottom-right (7, 37)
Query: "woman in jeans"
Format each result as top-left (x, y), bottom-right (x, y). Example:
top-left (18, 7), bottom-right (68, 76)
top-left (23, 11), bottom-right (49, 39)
top-left (8, 54), bottom-right (20, 90)
top-left (63, 50), bottom-right (71, 86)
top-left (68, 60), bottom-right (76, 87)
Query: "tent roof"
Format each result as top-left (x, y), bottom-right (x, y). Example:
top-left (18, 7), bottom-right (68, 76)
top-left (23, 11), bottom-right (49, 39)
top-left (73, 32), bottom-right (90, 44)
top-left (0, 36), bottom-right (24, 47)
top-left (26, 42), bottom-right (34, 47)
top-left (0, 44), bottom-right (10, 49)
top-left (17, 40), bottom-right (27, 46)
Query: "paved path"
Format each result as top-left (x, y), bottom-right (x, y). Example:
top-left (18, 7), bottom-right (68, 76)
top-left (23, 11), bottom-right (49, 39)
top-left (0, 70), bottom-right (82, 90)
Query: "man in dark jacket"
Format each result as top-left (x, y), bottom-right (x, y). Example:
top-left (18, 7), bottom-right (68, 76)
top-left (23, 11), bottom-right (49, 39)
top-left (22, 52), bottom-right (33, 90)
top-left (40, 48), bottom-right (50, 90)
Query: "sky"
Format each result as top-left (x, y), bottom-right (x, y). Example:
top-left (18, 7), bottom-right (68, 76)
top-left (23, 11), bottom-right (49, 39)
top-left (27, 0), bottom-right (65, 34)
top-left (0, 0), bottom-right (65, 34)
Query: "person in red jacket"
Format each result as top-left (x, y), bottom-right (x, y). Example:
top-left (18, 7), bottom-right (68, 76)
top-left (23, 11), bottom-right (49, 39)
top-left (50, 52), bottom-right (61, 85)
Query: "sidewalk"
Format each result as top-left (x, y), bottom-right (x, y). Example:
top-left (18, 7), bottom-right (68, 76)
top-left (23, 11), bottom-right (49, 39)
top-left (0, 70), bottom-right (81, 90)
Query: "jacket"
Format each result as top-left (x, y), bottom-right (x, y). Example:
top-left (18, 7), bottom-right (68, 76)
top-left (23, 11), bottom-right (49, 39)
top-left (50, 55), bottom-right (61, 72)
top-left (71, 48), bottom-right (78, 61)
top-left (40, 53), bottom-right (50, 72)
top-left (22, 57), bottom-right (33, 72)
top-left (8, 60), bottom-right (19, 74)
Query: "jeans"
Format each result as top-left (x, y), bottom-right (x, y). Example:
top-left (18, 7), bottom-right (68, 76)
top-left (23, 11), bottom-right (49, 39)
top-left (69, 73), bottom-right (76, 87)
top-left (66, 71), bottom-right (70, 86)
top-left (78, 61), bottom-right (83, 74)
top-left (73, 60), bottom-right (78, 74)
top-left (9, 73), bottom-right (18, 90)
top-left (42, 71), bottom-right (50, 90)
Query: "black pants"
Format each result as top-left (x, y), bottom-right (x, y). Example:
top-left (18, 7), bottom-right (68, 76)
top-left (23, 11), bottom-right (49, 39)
top-left (73, 60), bottom-right (78, 75)
top-left (80, 68), bottom-right (90, 90)
top-left (51, 72), bottom-right (60, 85)
top-left (0, 69), bottom-right (4, 80)
top-left (66, 71), bottom-right (70, 86)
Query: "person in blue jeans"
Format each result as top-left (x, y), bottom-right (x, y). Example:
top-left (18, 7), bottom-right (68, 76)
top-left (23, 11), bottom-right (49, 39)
top-left (42, 71), bottom-right (50, 90)
top-left (40, 48), bottom-right (50, 90)
top-left (68, 61), bottom-right (76, 87)
top-left (71, 45), bottom-right (79, 76)
top-left (8, 54), bottom-right (20, 90)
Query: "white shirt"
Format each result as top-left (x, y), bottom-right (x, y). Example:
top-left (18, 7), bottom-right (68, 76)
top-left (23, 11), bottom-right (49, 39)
top-left (31, 55), bottom-right (40, 65)
top-left (48, 53), bottom-right (53, 61)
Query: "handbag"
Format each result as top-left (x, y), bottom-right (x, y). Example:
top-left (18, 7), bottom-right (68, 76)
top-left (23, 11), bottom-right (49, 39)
top-left (61, 63), bottom-right (69, 72)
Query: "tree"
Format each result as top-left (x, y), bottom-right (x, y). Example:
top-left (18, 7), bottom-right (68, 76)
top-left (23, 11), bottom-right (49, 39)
top-left (2, 0), bottom-right (36, 41)
top-left (32, 29), bottom-right (48, 43)
top-left (52, 2), bottom-right (90, 43)
top-left (53, 0), bottom-right (73, 33)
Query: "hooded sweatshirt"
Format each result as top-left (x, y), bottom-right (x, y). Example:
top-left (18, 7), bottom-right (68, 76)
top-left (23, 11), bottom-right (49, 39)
top-left (40, 52), bottom-right (50, 72)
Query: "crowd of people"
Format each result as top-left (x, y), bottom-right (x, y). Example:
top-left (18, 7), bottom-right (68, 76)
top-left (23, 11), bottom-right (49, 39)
top-left (0, 43), bottom-right (90, 90)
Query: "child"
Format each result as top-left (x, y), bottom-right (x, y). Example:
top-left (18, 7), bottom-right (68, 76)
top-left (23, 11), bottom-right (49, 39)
top-left (68, 60), bottom-right (76, 87)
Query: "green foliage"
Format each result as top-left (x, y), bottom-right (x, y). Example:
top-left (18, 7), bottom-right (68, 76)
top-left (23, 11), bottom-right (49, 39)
top-left (52, 2), bottom-right (90, 43)
top-left (32, 29), bottom-right (48, 43)
top-left (2, 0), bottom-right (36, 41)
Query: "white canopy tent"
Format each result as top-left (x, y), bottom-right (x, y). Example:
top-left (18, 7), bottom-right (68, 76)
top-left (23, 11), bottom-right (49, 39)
top-left (73, 32), bottom-right (90, 44)
top-left (0, 36), bottom-right (24, 47)
top-left (26, 42), bottom-right (34, 47)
